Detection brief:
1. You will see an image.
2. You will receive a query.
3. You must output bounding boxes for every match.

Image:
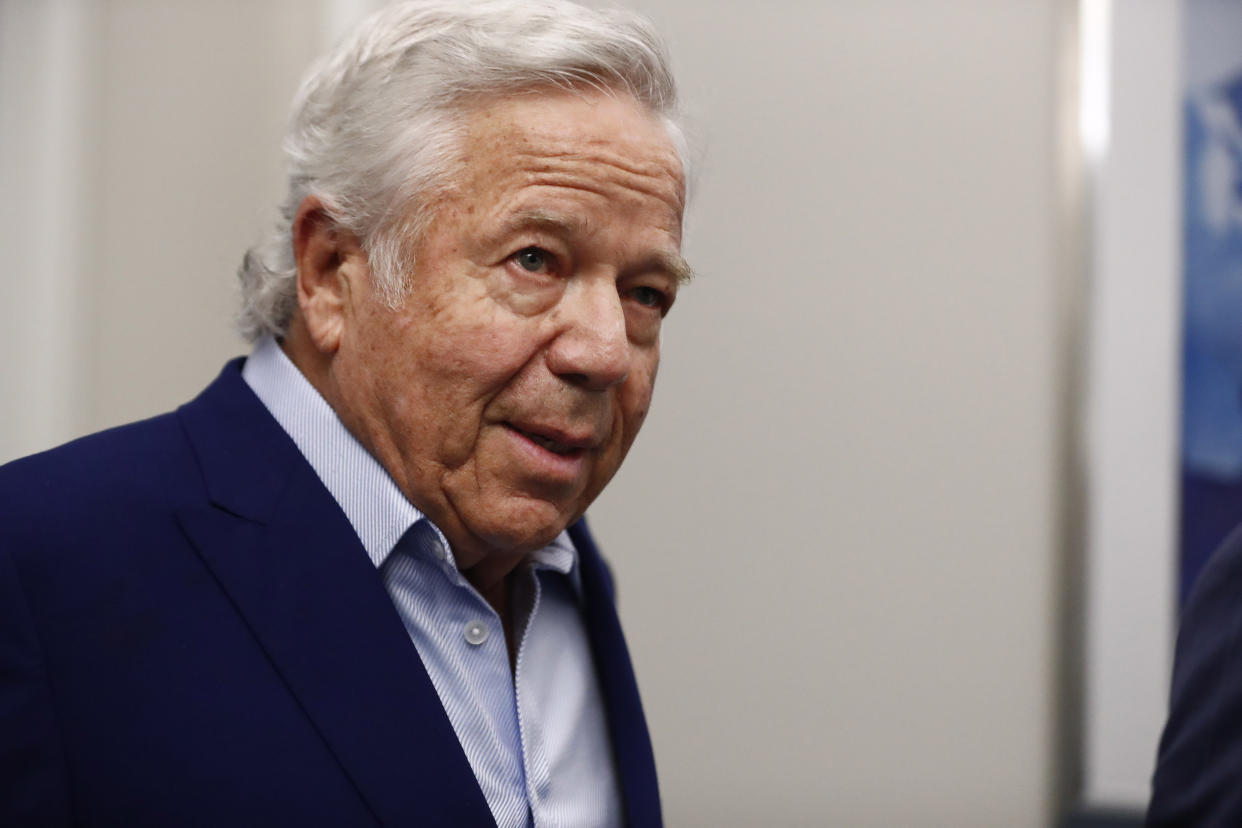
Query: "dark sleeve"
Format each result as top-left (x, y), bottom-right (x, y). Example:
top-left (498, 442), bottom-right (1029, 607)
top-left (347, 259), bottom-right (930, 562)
top-left (1150, 526), bottom-right (1242, 825)
top-left (0, 544), bottom-right (73, 826)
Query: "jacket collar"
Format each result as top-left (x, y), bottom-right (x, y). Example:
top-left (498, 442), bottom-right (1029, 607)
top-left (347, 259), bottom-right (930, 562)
top-left (571, 520), bottom-right (665, 827)
top-left (175, 360), bottom-right (494, 825)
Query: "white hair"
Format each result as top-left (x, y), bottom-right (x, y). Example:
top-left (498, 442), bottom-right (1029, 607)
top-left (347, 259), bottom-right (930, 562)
top-left (237, 0), bottom-right (687, 343)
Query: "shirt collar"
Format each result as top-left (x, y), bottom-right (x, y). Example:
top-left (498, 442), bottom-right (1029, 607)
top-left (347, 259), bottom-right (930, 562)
top-left (241, 336), bottom-right (579, 587)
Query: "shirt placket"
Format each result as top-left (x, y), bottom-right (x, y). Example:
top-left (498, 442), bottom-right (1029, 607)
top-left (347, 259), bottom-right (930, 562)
top-left (432, 532), bottom-right (540, 828)
top-left (513, 567), bottom-right (555, 825)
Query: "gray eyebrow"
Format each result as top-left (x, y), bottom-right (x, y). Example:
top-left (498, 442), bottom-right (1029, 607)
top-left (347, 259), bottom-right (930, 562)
top-left (654, 250), bottom-right (694, 285)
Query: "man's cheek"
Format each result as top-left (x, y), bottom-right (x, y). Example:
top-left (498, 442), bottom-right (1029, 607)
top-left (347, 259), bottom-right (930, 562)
top-left (431, 320), bottom-right (532, 384)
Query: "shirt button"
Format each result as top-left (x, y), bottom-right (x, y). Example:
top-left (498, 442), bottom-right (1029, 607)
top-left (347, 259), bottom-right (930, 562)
top-left (464, 620), bottom-right (489, 646)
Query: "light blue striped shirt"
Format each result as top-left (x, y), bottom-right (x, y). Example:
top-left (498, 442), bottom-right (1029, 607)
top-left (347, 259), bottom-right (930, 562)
top-left (242, 336), bottom-right (622, 828)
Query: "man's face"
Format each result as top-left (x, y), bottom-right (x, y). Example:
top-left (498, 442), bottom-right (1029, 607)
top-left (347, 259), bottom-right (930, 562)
top-left (330, 90), bottom-right (686, 560)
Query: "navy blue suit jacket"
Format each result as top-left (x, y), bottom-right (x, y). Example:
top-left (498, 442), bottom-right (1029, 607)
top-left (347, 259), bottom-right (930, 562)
top-left (1151, 525), bottom-right (1242, 825)
top-left (0, 360), bottom-right (662, 827)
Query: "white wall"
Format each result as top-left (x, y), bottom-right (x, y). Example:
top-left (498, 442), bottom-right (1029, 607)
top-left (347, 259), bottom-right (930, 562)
top-left (2, 1), bottom-right (1071, 824)
top-left (86, 0), bottom-right (325, 429)
top-left (0, 0), bottom-right (93, 462)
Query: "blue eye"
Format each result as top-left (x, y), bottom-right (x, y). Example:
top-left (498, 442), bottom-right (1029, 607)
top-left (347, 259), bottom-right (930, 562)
top-left (631, 286), bottom-right (667, 309)
top-left (514, 247), bottom-right (548, 272)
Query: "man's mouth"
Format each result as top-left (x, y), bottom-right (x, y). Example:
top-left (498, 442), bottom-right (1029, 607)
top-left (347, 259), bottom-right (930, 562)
top-left (505, 423), bottom-right (590, 456)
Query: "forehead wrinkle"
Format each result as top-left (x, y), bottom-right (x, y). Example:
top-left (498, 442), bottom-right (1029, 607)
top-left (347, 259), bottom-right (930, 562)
top-left (512, 169), bottom-right (684, 216)
top-left (464, 150), bottom-right (684, 217)
top-left (524, 139), bottom-right (680, 179)
top-left (533, 148), bottom-right (679, 186)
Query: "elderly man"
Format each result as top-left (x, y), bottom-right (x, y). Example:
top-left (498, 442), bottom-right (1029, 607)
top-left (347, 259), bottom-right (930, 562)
top-left (0, 2), bottom-right (690, 825)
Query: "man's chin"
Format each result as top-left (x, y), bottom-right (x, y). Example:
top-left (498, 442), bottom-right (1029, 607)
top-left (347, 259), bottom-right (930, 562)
top-left (463, 494), bottom-right (581, 555)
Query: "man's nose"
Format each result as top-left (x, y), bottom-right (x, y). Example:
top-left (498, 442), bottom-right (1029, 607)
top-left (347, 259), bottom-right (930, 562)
top-left (546, 279), bottom-right (631, 391)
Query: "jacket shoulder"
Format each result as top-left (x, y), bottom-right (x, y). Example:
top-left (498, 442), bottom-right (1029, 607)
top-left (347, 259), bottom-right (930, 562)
top-left (0, 413), bottom-right (199, 561)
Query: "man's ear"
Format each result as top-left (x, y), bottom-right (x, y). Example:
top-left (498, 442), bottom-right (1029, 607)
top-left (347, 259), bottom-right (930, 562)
top-left (291, 195), bottom-right (367, 354)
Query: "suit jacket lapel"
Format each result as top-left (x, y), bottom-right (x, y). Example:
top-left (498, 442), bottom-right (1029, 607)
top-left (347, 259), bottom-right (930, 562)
top-left (174, 361), bottom-right (494, 827)
top-left (571, 520), bottom-right (664, 828)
